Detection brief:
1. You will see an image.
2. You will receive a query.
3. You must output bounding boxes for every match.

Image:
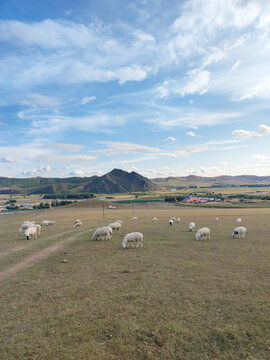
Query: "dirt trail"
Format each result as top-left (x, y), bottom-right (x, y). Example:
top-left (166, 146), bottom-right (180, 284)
top-left (0, 234), bottom-right (79, 282)
top-left (0, 229), bottom-right (75, 259)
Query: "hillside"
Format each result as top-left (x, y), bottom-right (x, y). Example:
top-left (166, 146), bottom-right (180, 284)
top-left (1, 171), bottom-right (270, 195)
top-left (152, 175), bottom-right (270, 187)
top-left (0, 169), bottom-right (161, 195)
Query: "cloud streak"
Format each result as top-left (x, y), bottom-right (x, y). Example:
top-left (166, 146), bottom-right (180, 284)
top-left (233, 124), bottom-right (270, 138)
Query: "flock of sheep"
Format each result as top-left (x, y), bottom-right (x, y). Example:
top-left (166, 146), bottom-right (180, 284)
top-left (18, 215), bottom-right (247, 246)
top-left (167, 216), bottom-right (246, 240)
top-left (91, 220), bottom-right (143, 248)
top-left (19, 220), bottom-right (55, 240)
top-left (89, 216), bottom-right (247, 248)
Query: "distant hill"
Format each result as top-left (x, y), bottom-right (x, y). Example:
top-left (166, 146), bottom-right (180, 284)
top-left (152, 175), bottom-right (270, 187)
top-left (82, 168), bottom-right (160, 193)
top-left (1, 171), bottom-right (270, 195)
top-left (0, 169), bottom-right (161, 195)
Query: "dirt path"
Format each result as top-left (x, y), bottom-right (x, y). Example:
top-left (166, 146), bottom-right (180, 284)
top-left (0, 229), bottom-right (76, 259)
top-left (0, 234), bottom-right (80, 282)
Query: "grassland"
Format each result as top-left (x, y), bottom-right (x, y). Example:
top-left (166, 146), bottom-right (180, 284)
top-left (0, 201), bottom-right (269, 359)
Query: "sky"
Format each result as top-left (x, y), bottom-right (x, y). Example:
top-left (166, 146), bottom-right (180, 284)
top-left (0, 0), bottom-right (270, 179)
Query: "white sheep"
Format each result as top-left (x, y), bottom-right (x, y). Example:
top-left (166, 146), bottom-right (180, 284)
top-left (171, 217), bottom-right (176, 221)
top-left (122, 232), bottom-right (143, 249)
top-left (33, 224), bottom-right (41, 236)
top-left (189, 222), bottom-right (195, 232)
top-left (19, 221), bottom-right (36, 233)
top-left (41, 220), bottom-right (55, 227)
top-left (216, 217), bottom-right (219, 222)
top-left (115, 220), bottom-right (123, 225)
top-left (152, 217), bottom-right (158, 222)
top-left (74, 220), bottom-right (82, 228)
top-left (25, 226), bottom-right (37, 240)
top-left (132, 217), bottom-right (138, 221)
top-left (169, 219), bottom-right (173, 226)
top-left (92, 226), bottom-right (112, 241)
top-left (108, 222), bottom-right (122, 233)
top-left (176, 218), bottom-right (181, 223)
top-left (236, 218), bottom-right (242, 223)
top-left (196, 227), bottom-right (211, 241)
top-left (232, 226), bottom-right (246, 238)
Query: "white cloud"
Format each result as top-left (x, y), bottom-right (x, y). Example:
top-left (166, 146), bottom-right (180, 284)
top-left (252, 154), bottom-right (268, 161)
top-left (0, 156), bottom-right (16, 163)
top-left (186, 131), bottom-right (197, 137)
top-left (22, 165), bottom-right (51, 177)
top-left (206, 139), bottom-right (238, 146)
top-left (146, 109), bottom-right (242, 129)
top-left (156, 70), bottom-right (211, 99)
top-left (18, 112), bottom-right (126, 135)
top-left (179, 69), bottom-right (211, 96)
top-left (0, 19), bottom-right (153, 89)
top-left (93, 141), bottom-right (161, 155)
top-left (21, 93), bottom-right (61, 108)
top-left (0, 19), bottom-right (101, 49)
top-left (115, 65), bottom-right (148, 85)
top-left (238, 76), bottom-right (270, 100)
top-left (233, 124), bottom-right (270, 138)
top-left (81, 96), bottom-right (96, 104)
top-left (162, 136), bottom-right (176, 142)
top-left (38, 154), bottom-right (96, 163)
top-left (218, 161), bottom-right (233, 167)
top-left (134, 30), bottom-right (156, 43)
top-left (69, 169), bottom-right (85, 177)
top-left (175, 144), bottom-right (209, 157)
top-left (231, 60), bottom-right (242, 71)
top-left (129, 165), bottom-right (139, 171)
top-left (156, 81), bottom-right (171, 98)
top-left (44, 143), bottom-right (84, 152)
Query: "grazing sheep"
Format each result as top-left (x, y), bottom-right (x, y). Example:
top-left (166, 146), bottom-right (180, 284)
top-left (19, 221), bottom-right (35, 233)
top-left (169, 219), bottom-right (173, 226)
top-left (108, 222), bottom-right (122, 233)
top-left (171, 217), bottom-right (177, 221)
top-left (74, 220), bottom-right (82, 228)
top-left (92, 226), bottom-right (112, 241)
top-left (33, 224), bottom-right (41, 235)
top-left (122, 232), bottom-right (143, 249)
top-left (176, 218), bottom-right (181, 223)
top-left (132, 217), bottom-right (138, 221)
top-left (189, 222), bottom-right (195, 232)
top-left (25, 226), bottom-right (37, 240)
top-left (216, 217), bottom-right (219, 222)
top-left (115, 220), bottom-right (123, 225)
top-left (41, 220), bottom-right (55, 227)
top-left (152, 217), bottom-right (158, 222)
top-left (196, 227), bottom-right (211, 241)
top-left (236, 218), bottom-right (242, 223)
top-left (232, 226), bottom-right (247, 238)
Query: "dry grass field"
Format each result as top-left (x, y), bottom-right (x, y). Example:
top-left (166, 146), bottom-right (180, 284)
top-left (0, 201), bottom-right (269, 360)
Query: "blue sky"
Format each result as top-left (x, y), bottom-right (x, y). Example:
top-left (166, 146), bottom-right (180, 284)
top-left (0, 0), bottom-right (270, 178)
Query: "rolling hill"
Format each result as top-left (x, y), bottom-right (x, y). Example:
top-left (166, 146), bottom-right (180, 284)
top-left (152, 175), bottom-right (270, 187)
top-left (1, 170), bottom-right (270, 195)
top-left (0, 169), bottom-right (161, 195)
